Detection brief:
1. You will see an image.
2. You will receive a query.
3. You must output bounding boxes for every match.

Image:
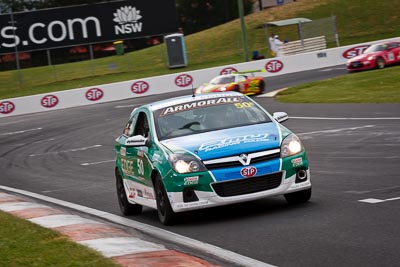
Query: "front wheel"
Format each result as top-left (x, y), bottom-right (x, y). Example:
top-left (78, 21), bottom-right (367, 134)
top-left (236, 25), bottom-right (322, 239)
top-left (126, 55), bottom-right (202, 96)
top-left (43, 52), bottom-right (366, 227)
top-left (154, 175), bottom-right (177, 225)
top-left (115, 168), bottom-right (143, 215)
top-left (233, 84), bottom-right (240, 92)
top-left (284, 187), bottom-right (312, 204)
top-left (376, 57), bottom-right (385, 69)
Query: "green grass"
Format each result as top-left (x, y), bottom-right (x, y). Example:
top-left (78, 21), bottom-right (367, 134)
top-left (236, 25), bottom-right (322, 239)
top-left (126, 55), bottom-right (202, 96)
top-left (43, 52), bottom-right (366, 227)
top-left (1, 0), bottom-right (399, 100)
top-left (276, 66), bottom-right (400, 103)
top-left (0, 211), bottom-right (120, 267)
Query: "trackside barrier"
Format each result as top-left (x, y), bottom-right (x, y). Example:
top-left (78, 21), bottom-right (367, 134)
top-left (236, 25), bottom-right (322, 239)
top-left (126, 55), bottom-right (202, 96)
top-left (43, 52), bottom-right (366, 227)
top-left (280, 36), bottom-right (327, 56)
top-left (0, 37), bottom-right (399, 118)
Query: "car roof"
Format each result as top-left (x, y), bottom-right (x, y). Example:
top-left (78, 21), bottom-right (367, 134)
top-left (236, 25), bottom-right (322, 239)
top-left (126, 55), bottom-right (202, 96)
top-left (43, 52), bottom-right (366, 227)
top-left (145, 91), bottom-right (244, 111)
top-left (373, 41), bottom-right (399, 46)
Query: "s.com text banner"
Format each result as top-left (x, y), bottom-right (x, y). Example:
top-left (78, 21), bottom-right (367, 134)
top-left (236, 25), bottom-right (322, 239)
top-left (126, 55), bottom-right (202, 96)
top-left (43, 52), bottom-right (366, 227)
top-left (0, 0), bottom-right (178, 54)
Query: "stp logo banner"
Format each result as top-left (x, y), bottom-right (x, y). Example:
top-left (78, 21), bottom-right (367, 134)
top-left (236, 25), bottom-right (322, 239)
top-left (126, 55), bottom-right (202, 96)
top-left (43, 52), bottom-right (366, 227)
top-left (342, 45), bottom-right (370, 59)
top-left (175, 74), bottom-right (193, 87)
top-left (131, 81), bottom-right (150, 94)
top-left (265, 60), bottom-right (284, 73)
top-left (240, 166), bottom-right (257, 178)
top-left (220, 67), bottom-right (238, 75)
top-left (41, 95), bottom-right (59, 108)
top-left (86, 88), bottom-right (104, 101)
top-left (0, 101), bottom-right (15, 114)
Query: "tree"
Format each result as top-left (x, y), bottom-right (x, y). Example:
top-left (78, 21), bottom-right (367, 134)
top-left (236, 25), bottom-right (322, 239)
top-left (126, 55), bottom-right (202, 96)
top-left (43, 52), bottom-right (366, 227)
top-left (0, 0), bottom-right (111, 13)
top-left (176, 0), bottom-right (253, 34)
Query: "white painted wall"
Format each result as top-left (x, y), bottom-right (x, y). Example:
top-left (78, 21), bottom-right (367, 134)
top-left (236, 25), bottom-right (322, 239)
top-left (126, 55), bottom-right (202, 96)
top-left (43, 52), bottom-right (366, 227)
top-left (0, 37), bottom-right (399, 118)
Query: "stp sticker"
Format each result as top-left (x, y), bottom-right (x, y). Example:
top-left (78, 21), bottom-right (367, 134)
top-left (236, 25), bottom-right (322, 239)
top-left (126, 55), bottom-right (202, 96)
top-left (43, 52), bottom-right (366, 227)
top-left (265, 60), bottom-right (284, 73)
top-left (131, 81), bottom-right (149, 94)
top-left (342, 45), bottom-right (370, 59)
top-left (86, 88), bottom-right (104, 101)
top-left (0, 101), bottom-right (15, 114)
top-left (41, 95), bottom-right (59, 108)
top-left (175, 74), bottom-right (193, 87)
top-left (240, 166), bottom-right (257, 178)
top-left (220, 67), bottom-right (238, 75)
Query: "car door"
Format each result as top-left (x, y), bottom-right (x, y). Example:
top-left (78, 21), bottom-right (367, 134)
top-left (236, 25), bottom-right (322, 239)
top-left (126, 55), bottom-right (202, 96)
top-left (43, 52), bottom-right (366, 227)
top-left (126, 111), bottom-right (154, 192)
top-left (393, 42), bottom-right (400, 63)
top-left (384, 43), bottom-right (400, 64)
top-left (236, 75), bottom-right (248, 93)
top-left (117, 114), bottom-right (136, 182)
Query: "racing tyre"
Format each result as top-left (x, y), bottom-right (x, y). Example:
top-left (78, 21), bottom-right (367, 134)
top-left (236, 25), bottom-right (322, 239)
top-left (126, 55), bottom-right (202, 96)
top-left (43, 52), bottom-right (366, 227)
top-left (284, 187), bottom-right (312, 204)
top-left (154, 175), bottom-right (177, 225)
top-left (259, 80), bottom-right (266, 94)
top-left (376, 57), bottom-right (385, 69)
top-left (115, 168), bottom-right (143, 215)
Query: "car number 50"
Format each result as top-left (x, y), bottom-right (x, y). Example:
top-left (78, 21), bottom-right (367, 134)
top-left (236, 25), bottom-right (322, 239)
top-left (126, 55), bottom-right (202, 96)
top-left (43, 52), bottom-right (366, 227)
top-left (137, 159), bottom-right (144, 175)
top-left (235, 102), bottom-right (254, 109)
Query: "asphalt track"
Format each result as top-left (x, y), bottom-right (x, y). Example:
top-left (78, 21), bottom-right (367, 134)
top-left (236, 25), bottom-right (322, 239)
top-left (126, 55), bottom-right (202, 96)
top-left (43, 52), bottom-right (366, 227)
top-left (1, 65), bottom-right (400, 266)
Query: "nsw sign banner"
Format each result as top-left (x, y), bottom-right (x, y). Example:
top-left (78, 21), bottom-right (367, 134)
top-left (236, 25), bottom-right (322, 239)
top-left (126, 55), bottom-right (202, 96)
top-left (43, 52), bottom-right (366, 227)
top-left (0, 0), bottom-right (178, 54)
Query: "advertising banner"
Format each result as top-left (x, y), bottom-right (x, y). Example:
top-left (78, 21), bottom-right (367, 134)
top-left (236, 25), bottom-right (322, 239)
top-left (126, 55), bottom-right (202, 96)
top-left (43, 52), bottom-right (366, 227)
top-left (0, 0), bottom-right (178, 54)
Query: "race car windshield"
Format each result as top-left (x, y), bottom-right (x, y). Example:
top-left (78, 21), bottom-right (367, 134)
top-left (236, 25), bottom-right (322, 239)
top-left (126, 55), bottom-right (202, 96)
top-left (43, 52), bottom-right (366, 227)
top-left (210, 76), bottom-right (235, 84)
top-left (364, 44), bottom-right (387, 53)
top-left (154, 97), bottom-right (272, 140)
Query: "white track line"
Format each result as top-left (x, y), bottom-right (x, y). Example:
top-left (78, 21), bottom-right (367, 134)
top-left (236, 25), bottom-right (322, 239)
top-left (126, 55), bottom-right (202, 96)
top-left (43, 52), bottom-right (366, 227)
top-left (0, 185), bottom-right (275, 267)
top-left (0, 119), bottom-right (28, 126)
top-left (29, 144), bottom-right (102, 157)
top-left (81, 160), bottom-right (114, 166)
top-left (115, 104), bottom-right (140, 109)
top-left (1, 127), bottom-right (43, 136)
top-left (297, 125), bottom-right (375, 135)
top-left (359, 197), bottom-right (400, 204)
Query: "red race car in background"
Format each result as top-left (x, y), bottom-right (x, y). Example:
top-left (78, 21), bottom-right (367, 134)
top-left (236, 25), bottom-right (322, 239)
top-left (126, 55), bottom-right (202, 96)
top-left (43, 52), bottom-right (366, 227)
top-left (347, 41), bottom-right (400, 72)
top-left (195, 71), bottom-right (266, 95)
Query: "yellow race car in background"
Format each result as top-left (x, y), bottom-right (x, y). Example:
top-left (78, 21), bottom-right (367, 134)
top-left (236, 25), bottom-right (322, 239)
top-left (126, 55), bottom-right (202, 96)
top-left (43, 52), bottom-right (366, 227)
top-left (195, 70), bottom-right (266, 95)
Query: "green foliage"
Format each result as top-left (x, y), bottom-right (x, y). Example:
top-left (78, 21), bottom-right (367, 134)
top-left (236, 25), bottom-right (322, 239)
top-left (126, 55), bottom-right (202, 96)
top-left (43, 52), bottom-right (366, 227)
top-left (0, 0), bottom-right (111, 13)
top-left (176, 0), bottom-right (253, 34)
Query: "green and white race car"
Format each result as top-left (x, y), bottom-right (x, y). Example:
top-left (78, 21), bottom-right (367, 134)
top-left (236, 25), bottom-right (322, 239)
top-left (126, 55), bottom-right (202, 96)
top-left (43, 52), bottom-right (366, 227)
top-left (115, 92), bottom-right (311, 225)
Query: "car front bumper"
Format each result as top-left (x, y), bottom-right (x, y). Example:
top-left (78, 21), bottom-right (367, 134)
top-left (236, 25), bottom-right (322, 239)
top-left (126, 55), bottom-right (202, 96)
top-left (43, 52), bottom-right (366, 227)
top-left (169, 169), bottom-right (311, 212)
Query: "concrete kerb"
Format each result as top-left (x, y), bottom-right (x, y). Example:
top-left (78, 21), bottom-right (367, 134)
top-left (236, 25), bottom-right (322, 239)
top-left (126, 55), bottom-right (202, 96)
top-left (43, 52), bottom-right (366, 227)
top-left (0, 186), bottom-right (273, 267)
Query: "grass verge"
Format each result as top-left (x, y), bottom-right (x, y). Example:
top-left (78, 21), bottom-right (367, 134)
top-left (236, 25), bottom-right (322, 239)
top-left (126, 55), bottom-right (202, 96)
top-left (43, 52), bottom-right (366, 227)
top-left (276, 66), bottom-right (400, 103)
top-left (0, 211), bottom-right (120, 267)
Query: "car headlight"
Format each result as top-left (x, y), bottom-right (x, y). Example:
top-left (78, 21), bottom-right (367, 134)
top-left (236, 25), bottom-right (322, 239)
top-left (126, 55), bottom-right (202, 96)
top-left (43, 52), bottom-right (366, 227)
top-left (367, 55), bottom-right (376, 60)
top-left (169, 154), bottom-right (207, 173)
top-left (280, 134), bottom-right (302, 158)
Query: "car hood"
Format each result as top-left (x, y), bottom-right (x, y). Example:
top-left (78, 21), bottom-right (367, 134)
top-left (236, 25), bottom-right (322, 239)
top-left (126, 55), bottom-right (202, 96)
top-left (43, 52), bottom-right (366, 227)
top-left (160, 123), bottom-right (281, 160)
top-left (349, 51), bottom-right (381, 62)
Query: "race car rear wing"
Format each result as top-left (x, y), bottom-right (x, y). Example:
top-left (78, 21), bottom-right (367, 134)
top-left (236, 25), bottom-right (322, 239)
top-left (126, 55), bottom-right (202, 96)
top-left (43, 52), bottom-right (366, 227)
top-left (232, 69), bottom-right (266, 76)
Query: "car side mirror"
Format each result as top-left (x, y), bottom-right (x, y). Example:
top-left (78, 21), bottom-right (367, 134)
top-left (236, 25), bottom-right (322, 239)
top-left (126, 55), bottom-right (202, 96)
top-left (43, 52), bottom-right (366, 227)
top-left (273, 112), bottom-right (289, 123)
top-left (125, 135), bottom-right (148, 147)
